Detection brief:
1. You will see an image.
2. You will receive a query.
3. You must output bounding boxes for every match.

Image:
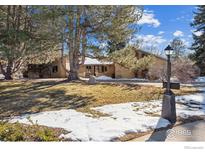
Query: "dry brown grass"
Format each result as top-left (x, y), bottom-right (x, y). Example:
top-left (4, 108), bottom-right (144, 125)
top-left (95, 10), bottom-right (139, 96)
top-left (0, 80), bottom-right (198, 118)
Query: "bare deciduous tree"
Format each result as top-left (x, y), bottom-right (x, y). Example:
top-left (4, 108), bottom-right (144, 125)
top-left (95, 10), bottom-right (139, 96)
top-left (172, 58), bottom-right (200, 83)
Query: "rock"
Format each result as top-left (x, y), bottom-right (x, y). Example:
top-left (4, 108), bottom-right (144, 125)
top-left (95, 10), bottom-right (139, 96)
top-left (88, 76), bottom-right (96, 84)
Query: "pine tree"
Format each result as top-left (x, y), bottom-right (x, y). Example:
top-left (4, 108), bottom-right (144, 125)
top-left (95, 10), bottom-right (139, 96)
top-left (108, 46), bottom-right (155, 74)
top-left (0, 6), bottom-right (59, 80)
top-left (45, 6), bottom-right (143, 80)
top-left (190, 5), bottom-right (205, 75)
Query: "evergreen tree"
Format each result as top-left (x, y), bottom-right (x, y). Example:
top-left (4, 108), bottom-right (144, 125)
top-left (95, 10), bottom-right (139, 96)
top-left (45, 6), bottom-right (143, 80)
top-left (0, 6), bottom-right (58, 80)
top-left (190, 5), bottom-right (205, 75)
top-left (108, 46), bottom-right (155, 74)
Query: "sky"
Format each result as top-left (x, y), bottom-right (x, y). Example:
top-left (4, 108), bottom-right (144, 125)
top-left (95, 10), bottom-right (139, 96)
top-left (131, 5), bottom-right (198, 55)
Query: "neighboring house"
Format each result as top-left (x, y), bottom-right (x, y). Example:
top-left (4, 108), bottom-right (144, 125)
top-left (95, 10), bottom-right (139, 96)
top-left (25, 49), bottom-right (166, 79)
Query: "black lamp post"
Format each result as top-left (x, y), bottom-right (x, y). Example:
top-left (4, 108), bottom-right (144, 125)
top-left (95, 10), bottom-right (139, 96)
top-left (161, 45), bottom-right (176, 123)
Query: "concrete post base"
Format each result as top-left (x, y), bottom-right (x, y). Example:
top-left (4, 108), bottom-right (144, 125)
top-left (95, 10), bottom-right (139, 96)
top-left (161, 91), bottom-right (176, 123)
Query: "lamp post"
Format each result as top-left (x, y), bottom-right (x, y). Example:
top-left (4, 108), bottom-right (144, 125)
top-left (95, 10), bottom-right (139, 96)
top-left (161, 45), bottom-right (176, 123)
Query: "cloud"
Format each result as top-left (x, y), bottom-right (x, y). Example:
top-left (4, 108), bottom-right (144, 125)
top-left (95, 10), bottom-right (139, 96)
top-left (173, 30), bottom-right (184, 37)
top-left (158, 31), bottom-right (165, 35)
top-left (136, 35), bottom-right (166, 44)
top-left (130, 34), bottom-right (167, 51)
top-left (137, 10), bottom-right (160, 28)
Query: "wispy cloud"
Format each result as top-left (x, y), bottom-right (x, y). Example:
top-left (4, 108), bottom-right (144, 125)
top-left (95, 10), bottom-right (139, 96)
top-left (158, 31), bottom-right (165, 35)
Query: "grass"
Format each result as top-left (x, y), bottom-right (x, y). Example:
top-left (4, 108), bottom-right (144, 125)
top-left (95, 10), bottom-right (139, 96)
top-left (0, 121), bottom-right (68, 141)
top-left (0, 80), bottom-right (198, 118)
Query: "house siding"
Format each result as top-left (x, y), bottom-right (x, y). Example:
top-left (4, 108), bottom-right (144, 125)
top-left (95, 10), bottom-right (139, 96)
top-left (114, 64), bottom-right (135, 78)
top-left (79, 64), bottom-right (115, 78)
top-left (26, 49), bottom-right (166, 79)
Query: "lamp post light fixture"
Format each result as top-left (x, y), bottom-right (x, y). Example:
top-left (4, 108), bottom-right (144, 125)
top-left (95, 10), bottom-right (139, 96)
top-left (161, 45), bottom-right (177, 124)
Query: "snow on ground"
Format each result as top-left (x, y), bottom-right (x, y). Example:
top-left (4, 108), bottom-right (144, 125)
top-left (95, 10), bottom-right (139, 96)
top-left (176, 93), bottom-right (205, 118)
top-left (10, 90), bottom-right (205, 141)
top-left (10, 102), bottom-right (170, 141)
top-left (0, 74), bottom-right (4, 79)
top-left (195, 76), bottom-right (205, 82)
top-left (95, 75), bottom-right (148, 81)
top-left (95, 76), bottom-right (113, 80)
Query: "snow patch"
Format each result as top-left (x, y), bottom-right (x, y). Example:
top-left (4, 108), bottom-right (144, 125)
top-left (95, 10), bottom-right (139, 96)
top-left (9, 92), bottom-right (205, 141)
top-left (10, 102), bottom-right (170, 141)
top-left (95, 76), bottom-right (113, 80)
top-left (0, 74), bottom-right (4, 79)
top-left (195, 76), bottom-right (205, 82)
top-left (176, 93), bottom-right (205, 118)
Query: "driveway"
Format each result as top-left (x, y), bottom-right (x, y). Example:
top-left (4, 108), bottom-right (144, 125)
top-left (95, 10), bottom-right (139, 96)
top-left (131, 120), bottom-right (205, 141)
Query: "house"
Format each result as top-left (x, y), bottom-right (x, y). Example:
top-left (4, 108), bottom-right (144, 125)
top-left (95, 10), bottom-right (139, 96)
top-left (24, 49), bottom-right (166, 79)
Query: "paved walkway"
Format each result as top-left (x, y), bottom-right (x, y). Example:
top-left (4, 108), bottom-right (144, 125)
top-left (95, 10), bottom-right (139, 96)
top-left (131, 120), bottom-right (205, 142)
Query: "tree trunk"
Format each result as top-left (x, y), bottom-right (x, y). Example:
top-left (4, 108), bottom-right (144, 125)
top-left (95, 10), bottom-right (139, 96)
top-left (68, 69), bottom-right (79, 81)
top-left (4, 72), bottom-right (13, 80)
top-left (68, 51), bottom-right (79, 81)
top-left (67, 7), bottom-right (80, 81)
top-left (4, 66), bottom-right (13, 80)
top-left (4, 61), bottom-right (13, 80)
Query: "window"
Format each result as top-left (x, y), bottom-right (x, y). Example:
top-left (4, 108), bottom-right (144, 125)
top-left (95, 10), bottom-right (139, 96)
top-left (105, 66), bottom-right (107, 72)
top-left (101, 66), bottom-right (107, 72)
top-left (52, 66), bottom-right (58, 73)
top-left (86, 65), bottom-right (92, 73)
top-left (86, 66), bottom-right (91, 70)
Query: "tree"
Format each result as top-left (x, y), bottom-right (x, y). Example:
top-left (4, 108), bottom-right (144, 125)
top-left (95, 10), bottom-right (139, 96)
top-left (148, 63), bottom-right (166, 81)
top-left (0, 6), bottom-right (58, 80)
top-left (172, 58), bottom-right (200, 83)
top-left (108, 46), bottom-right (155, 75)
top-left (190, 5), bottom-right (205, 75)
top-left (170, 37), bottom-right (186, 58)
top-left (47, 6), bottom-right (143, 80)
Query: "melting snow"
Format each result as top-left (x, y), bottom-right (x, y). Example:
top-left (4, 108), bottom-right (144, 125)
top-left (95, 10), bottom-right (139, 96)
top-left (95, 76), bottom-right (113, 80)
top-left (10, 102), bottom-right (170, 141)
top-left (9, 91), bottom-right (205, 141)
top-left (195, 76), bottom-right (205, 82)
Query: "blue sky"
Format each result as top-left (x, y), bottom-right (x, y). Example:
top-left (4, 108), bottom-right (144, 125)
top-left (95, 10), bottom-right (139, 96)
top-left (132, 5), bottom-right (197, 55)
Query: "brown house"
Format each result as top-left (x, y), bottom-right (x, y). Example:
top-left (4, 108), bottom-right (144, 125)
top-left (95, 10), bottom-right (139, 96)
top-left (25, 49), bottom-right (166, 79)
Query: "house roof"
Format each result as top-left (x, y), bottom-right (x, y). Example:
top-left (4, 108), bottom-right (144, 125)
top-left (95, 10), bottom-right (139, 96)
top-left (137, 49), bottom-right (166, 61)
top-left (83, 48), bottom-right (166, 65)
top-left (84, 57), bottom-right (113, 65)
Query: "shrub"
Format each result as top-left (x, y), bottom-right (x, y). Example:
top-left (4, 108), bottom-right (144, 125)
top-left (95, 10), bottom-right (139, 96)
top-left (148, 62), bottom-right (166, 81)
top-left (0, 121), bottom-right (65, 141)
top-left (172, 58), bottom-right (200, 83)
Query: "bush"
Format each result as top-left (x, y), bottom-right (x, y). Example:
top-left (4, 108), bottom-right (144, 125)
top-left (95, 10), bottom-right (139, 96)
top-left (172, 58), bottom-right (200, 83)
top-left (148, 62), bottom-right (166, 81)
top-left (148, 57), bottom-right (200, 83)
top-left (0, 121), bottom-right (65, 141)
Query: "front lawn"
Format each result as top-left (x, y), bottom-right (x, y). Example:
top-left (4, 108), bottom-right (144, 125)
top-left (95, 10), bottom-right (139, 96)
top-left (0, 80), bottom-right (198, 118)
